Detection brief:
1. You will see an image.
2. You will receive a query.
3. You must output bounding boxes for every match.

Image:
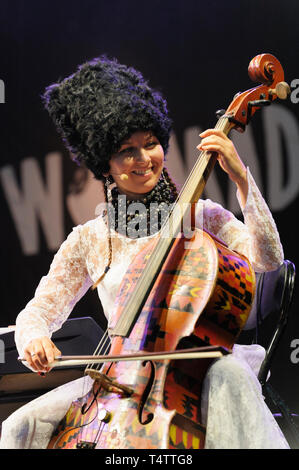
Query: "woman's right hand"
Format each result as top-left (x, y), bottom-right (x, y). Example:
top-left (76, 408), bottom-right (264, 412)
top-left (23, 336), bottom-right (62, 373)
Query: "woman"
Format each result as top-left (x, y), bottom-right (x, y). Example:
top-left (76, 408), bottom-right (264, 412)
top-left (0, 56), bottom-right (289, 449)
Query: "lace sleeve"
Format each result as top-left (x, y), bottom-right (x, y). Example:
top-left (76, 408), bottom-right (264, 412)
top-left (236, 168), bottom-right (284, 271)
top-left (15, 225), bottom-right (93, 356)
top-left (196, 167), bottom-right (284, 272)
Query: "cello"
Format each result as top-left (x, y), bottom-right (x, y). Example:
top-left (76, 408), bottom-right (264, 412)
top-left (44, 53), bottom-right (290, 449)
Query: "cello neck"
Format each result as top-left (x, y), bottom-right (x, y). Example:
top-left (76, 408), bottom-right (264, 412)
top-left (175, 115), bottom-right (233, 207)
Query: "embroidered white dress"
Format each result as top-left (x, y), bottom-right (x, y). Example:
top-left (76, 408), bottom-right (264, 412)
top-left (0, 169), bottom-right (289, 449)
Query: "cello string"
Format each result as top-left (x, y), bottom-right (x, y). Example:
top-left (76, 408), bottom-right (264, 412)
top-left (91, 329), bottom-right (111, 356)
top-left (84, 329), bottom-right (111, 373)
top-left (76, 328), bottom-right (111, 428)
top-left (93, 339), bottom-right (112, 372)
top-left (78, 378), bottom-right (102, 446)
top-left (93, 422), bottom-right (105, 447)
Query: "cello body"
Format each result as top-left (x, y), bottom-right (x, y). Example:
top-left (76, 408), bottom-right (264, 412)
top-left (48, 230), bottom-right (255, 449)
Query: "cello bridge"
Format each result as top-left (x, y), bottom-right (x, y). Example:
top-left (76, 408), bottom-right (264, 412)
top-left (85, 368), bottom-right (134, 397)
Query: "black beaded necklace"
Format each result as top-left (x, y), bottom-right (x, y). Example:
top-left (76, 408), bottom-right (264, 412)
top-left (107, 175), bottom-right (177, 238)
top-left (93, 170), bottom-right (178, 289)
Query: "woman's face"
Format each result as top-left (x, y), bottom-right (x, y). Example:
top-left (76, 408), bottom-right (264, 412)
top-left (105, 131), bottom-right (164, 199)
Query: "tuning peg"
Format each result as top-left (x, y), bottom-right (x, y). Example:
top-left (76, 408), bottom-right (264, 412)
top-left (215, 109), bottom-right (226, 119)
top-left (268, 81), bottom-right (291, 100)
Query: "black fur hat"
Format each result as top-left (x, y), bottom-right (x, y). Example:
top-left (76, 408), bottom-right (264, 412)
top-left (42, 56), bottom-right (172, 181)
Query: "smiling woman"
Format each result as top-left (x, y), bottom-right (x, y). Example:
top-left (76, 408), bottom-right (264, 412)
top-left (0, 55), bottom-right (288, 450)
top-left (106, 131), bottom-right (164, 198)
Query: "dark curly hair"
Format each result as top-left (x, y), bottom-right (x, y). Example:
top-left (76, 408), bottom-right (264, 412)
top-left (42, 56), bottom-right (172, 181)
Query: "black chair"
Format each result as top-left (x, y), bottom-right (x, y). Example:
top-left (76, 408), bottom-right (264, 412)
top-left (240, 260), bottom-right (299, 448)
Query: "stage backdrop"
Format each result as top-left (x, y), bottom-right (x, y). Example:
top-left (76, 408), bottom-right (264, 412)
top-left (1, 0), bottom-right (299, 433)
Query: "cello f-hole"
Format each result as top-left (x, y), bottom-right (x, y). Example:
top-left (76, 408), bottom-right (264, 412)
top-left (137, 360), bottom-right (155, 425)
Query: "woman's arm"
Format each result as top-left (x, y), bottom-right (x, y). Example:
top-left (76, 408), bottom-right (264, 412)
top-left (15, 225), bottom-right (93, 372)
top-left (196, 129), bottom-right (284, 271)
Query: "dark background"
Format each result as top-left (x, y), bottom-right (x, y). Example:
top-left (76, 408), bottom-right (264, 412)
top-left (1, 0), bottom-right (299, 444)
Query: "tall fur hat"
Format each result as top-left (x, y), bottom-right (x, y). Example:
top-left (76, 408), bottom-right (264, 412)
top-left (42, 56), bottom-right (172, 181)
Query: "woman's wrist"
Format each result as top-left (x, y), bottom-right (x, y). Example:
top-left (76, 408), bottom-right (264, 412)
top-left (235, 168), bottom-right (248, 208)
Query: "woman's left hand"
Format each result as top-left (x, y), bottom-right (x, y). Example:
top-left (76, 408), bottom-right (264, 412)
top-left (197, 129), bottom-right (248, 206)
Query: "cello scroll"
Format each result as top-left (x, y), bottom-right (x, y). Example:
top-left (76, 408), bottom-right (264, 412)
top-left (223, 53), bottom-right (290, 132)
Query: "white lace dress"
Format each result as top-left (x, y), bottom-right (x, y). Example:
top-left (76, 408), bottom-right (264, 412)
top-left (0, 168), bottom-right (289, 449)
